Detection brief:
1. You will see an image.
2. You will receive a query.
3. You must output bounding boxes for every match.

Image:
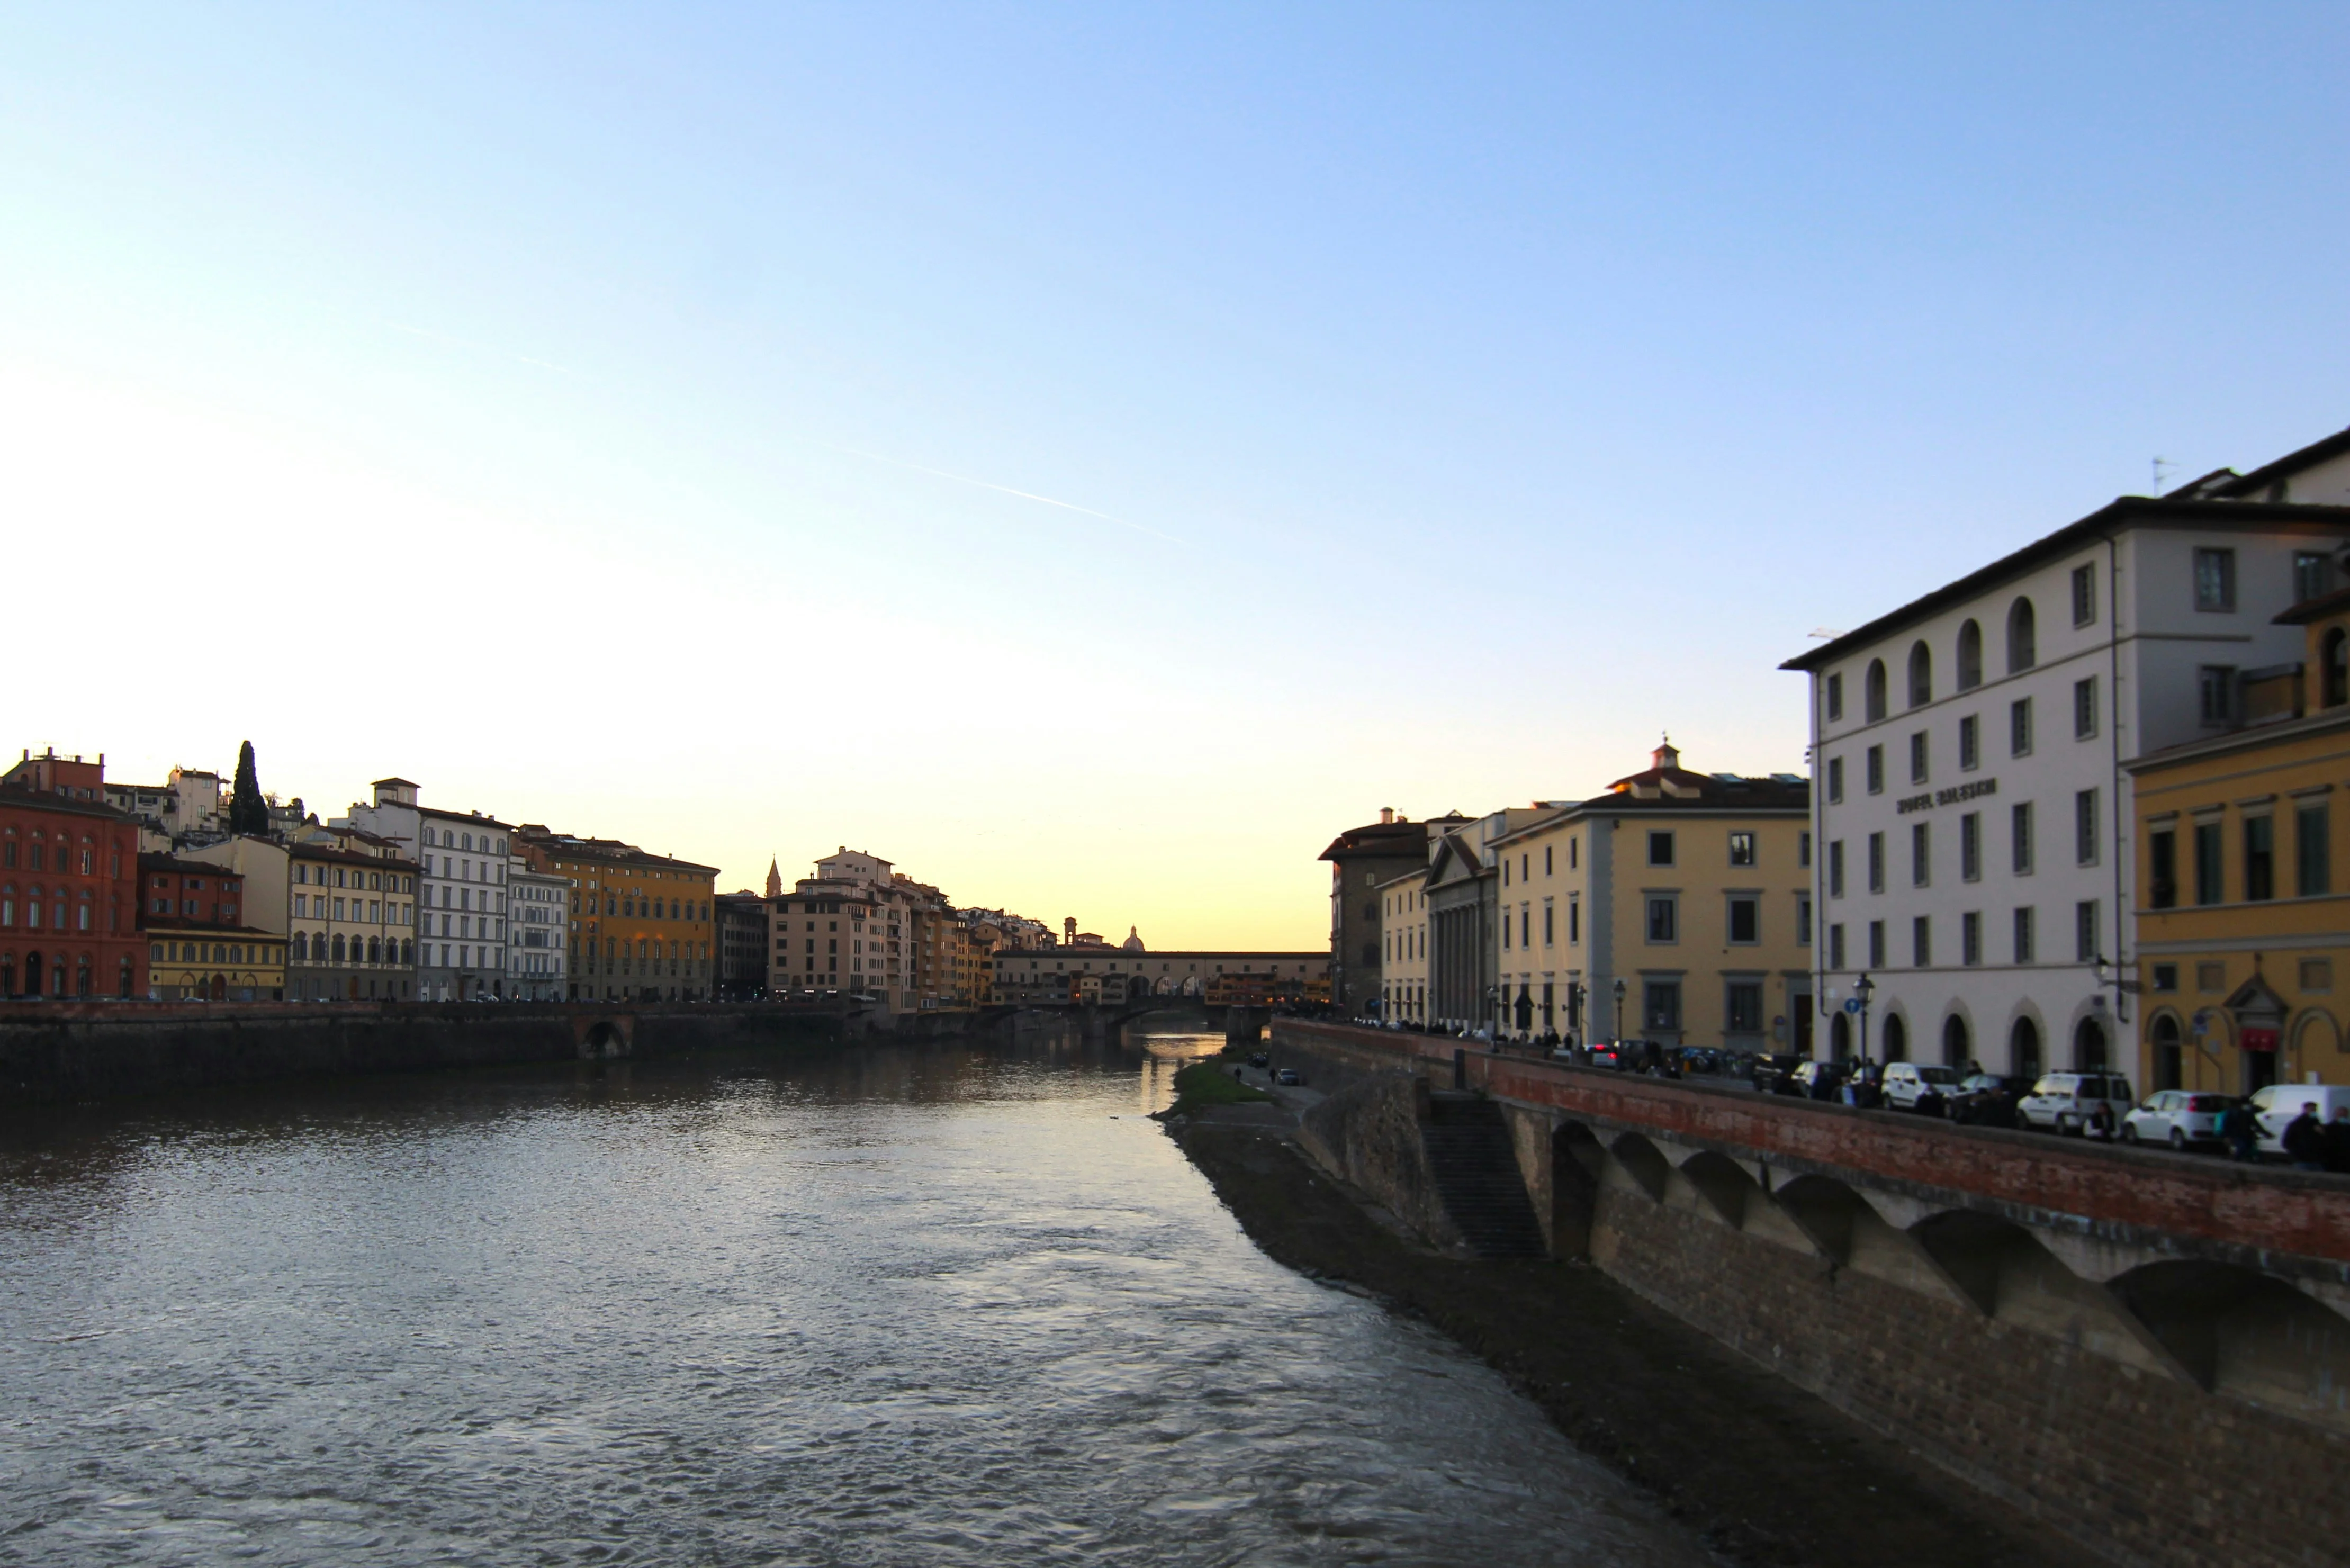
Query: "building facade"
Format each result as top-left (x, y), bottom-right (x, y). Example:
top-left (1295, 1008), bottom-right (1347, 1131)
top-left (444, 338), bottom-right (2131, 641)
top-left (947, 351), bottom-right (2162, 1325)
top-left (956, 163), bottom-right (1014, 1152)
top-left (184, 827), bottom-right (419, 1001)
top-left (343, 779), bottom-right (518, 1000)
top-left (1376, 867), bottom-right (1429, 1022)
top-left (1487, 743), bottom-right (1812, 1051)
top-left (2128, 582), bottom-right (2350, 1095)
top-left (137, 854), bottom-right (285, 1001)
top-left (991, 945), bottom-right (1328, 1005)
top-left (1787, 441), bottom-right (2350, 1076)
top-left (1319, 812), bottom-right (1464, 1019)
top-left (507, 857), bottom-right (571, 1001)
top-left (515, 825), bottom-right (717, 1002)
top-left (715, 891), bottom-right (770, 1000)
top-left (0, 782), bottom-right (147, 999)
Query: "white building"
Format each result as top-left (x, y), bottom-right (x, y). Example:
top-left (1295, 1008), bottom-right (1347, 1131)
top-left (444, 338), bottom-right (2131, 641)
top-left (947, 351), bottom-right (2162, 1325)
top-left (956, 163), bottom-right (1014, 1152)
top-left (508, 855), bottom-right (570, 1001)
top-left (1786, 429), bottom-right (2350, 1079)
top-left (339, 778), bottom-right (515, 1001)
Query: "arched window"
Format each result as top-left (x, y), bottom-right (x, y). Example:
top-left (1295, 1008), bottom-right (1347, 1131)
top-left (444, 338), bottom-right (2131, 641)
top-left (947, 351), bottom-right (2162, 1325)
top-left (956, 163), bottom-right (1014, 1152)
top-left (1942, 1013), bottom-right (1970, 1068)
top-left (118, 956), bottom-right (134, 998)
top-left (1907, 641), bottom-right (1932, 708)
top-left (1883, 1013), bottom-right (1908, 1062)
top-left (2011, 1015), bottom-right (2042, 1079)
top-left (367, 936), bottom-right (382, 964)
top-left (2006, 597), bottom-right (2037, 673)
top-left (2325, 627), bottom-right (2348, 708)
top-left (2074, 1015), bottom-right (2108, 1072)
top-left (2151, 1014), bottom-right (2182, 1091)
top-left (292, 931), bottom-right (308, 961)
top-left (331, 933), bottom-right (347, 962)
top-left (1830, 1012), bottom-right (1851, 1061)
top-left (400, 939), bottom-right (414, 965)
top-left (1955, 619), bottom-right (1982, 690)
top-left (75, 957), bottom-right (91, 997)
top-left (1864, 659), bottom-right (1888, 722)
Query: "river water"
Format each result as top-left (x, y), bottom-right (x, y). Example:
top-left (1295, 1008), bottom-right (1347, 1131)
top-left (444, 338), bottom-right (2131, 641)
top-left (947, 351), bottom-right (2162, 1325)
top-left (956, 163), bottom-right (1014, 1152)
top-left (0, 1024), bottom-right (1709, 1566)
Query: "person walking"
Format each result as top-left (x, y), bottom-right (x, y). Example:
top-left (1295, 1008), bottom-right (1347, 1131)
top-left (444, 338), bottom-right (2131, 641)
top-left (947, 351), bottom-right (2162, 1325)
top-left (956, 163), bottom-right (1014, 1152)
top-left (2322, 1106), bottom-right (2350, 1175)
top-left (2282, 1101), bottom-right (2328, 1171)
top-left (2221, 1098), bottom-right (2261, 1162)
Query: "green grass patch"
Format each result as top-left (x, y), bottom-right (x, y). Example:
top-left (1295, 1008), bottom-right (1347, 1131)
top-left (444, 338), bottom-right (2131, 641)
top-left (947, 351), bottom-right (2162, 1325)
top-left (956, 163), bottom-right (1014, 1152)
top-left (1168, 1061), bottom-right (1272, 1114)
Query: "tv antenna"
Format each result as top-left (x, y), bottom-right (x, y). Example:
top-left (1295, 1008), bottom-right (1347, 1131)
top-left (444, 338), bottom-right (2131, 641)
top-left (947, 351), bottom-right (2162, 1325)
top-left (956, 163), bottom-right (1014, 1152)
top-left (1806, 627), bottom-right (1845, 640)
top-left (2153, 456), bottom-right (2177, 494)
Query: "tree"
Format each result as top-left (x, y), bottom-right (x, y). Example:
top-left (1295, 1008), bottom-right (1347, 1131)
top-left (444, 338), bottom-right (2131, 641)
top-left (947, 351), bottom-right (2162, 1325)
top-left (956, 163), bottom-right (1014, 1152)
top-left (229, 741), bottom-right (269, 835)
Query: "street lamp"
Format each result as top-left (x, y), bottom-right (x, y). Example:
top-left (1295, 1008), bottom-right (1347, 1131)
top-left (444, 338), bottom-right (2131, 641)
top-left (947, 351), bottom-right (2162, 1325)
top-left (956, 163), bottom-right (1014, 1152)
top-left (1613, 977), bottom-right (1627, 1042)
top-left (1854, 972), bottom-right (1875, 1065)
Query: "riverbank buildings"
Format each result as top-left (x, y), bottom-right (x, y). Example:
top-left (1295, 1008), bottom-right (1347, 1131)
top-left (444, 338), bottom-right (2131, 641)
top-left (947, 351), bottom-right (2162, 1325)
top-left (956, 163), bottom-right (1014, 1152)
top-left (1319, 810), bottom-right (1469, 1018)
top-left (187, 826), bottom-right (419, 1001)
top-left (342, 779), bottom-right (520, 1001)
top-left (137, 854), bottom-right (286, 1002)
top-left (1482, 743), bottom-right (1812, 1052)
top-left (515, 825), bottom-right (717, 1002)
top-left (0, 769), bottom-right (147, 1000)
top-left (2128, 580), bottom-right (2350, 1096)
top-left (1376, 866), bottom-right (1428, 1023)
top-left (1785, 427), bottom-right (2350, 1080)
top-left (716, 890), bottom-right (770, 999)
top-left (506, 855), bottom-right (572, 1001)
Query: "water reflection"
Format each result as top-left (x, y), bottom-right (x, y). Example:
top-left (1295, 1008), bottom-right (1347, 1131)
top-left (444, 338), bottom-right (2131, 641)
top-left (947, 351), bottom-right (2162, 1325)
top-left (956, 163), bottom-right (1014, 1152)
top-left (0, 1028), bottom-right (1707, 1566)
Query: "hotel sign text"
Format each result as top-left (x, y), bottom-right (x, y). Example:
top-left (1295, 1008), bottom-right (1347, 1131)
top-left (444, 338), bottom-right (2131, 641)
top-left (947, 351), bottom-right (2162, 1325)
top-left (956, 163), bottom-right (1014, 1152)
top-left (1896, 778), bottom-right (1998, 815)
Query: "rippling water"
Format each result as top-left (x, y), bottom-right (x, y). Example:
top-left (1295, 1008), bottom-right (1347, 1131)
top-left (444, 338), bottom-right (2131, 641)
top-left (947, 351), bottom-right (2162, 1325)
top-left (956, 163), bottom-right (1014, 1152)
top-left (0, 1024), bottom-right (1708, 1566)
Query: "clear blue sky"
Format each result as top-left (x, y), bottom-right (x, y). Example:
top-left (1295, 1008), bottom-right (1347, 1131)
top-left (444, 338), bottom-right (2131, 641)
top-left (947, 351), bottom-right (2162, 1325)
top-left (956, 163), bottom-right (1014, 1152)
top-left (5, 4), bottom-right (2345, 945)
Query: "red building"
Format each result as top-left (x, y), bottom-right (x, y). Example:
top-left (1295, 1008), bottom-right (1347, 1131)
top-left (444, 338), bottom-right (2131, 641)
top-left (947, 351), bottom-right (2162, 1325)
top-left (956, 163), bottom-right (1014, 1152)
top-left (0, 781), bottom-right (147, 999)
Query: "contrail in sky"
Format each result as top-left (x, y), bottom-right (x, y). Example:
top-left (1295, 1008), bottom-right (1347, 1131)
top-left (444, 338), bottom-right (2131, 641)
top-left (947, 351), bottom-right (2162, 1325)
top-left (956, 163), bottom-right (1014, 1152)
top-left (836, 445), bottom-right (1181, 543)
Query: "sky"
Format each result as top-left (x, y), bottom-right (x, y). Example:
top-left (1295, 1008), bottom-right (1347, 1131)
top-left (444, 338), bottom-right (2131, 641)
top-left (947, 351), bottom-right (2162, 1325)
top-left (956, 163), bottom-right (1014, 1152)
top-left (4, 4), bottom-right (2346, 949)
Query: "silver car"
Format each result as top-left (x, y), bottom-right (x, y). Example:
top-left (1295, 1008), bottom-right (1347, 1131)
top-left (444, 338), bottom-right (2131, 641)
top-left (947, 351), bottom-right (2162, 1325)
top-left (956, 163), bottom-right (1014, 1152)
top-left (2120, 1090), bottom-right (2231, 1150)
top-left (2018, 1073), bottom-right (2136, 1135)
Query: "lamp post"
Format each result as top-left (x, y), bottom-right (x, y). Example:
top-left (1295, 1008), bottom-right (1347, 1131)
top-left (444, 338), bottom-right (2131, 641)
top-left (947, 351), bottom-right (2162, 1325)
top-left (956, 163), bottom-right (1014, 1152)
top-left (1854, 972), bottom-right (1875, 1066)
top-left (1613, 977), bottom-right (1627, 1042)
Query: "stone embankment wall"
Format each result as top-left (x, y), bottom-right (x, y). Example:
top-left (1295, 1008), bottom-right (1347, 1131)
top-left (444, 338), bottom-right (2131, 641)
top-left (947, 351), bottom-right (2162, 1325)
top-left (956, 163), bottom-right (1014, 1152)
top-left (1294, 1075), bottom-right (1466, 1253)
top-left (0, 1002), bottom-right (847, 1104)
top-left (1271, 1021), bottom-right (2349, 1568)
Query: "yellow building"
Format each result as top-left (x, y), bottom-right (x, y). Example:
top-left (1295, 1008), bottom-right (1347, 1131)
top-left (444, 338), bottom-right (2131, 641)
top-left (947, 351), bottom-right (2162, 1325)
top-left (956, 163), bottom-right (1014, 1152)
top-left (2128, 587), bottom-right (2350, 1095)
top-left (1376, 867), bottom-right (1429, 1022)
top-left (1488, 741), bottom-right (1814, 1052)
top-left (515, 826), bottom-right (718, 1002)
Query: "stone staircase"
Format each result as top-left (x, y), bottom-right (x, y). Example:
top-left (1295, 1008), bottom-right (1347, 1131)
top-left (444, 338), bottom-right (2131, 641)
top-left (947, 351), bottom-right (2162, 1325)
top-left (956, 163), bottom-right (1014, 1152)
top-left (1422, 1092), bottom-right (1547, 1259)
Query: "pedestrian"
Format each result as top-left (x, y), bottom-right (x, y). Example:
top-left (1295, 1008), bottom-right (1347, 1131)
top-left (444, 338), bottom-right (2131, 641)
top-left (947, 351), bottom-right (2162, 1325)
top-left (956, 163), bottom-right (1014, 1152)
top-left (2283, 1101), bottom-right (2329, 1171)
top-left (2087, 1100), bottom-right (2117, 1141)
top-left (2221, 1098), bottom-right (2261, 1162)
top-left (2324, 1107), bottom-right (2350, 1175)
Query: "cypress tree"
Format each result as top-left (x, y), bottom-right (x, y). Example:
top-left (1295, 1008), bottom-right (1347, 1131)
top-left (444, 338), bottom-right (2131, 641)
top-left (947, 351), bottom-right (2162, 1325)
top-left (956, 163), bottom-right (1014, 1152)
top-left (229, 740), bottom-right (269, 835)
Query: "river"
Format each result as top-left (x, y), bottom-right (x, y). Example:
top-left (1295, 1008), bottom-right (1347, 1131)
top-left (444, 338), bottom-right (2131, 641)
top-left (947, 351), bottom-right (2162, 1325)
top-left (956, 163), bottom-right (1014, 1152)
top-left (0, 1022), bottom-right (1711, 1566)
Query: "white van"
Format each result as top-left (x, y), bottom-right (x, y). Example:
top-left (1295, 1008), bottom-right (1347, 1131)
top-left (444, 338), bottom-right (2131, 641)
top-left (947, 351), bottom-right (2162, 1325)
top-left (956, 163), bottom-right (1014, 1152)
top-left (2248, 1083), bottom-right (2350, 1158)
top-left (1882, 1062), bottom-right (1962, 1112)
top-left (2018, 1073), bottom-right (2136, 1134)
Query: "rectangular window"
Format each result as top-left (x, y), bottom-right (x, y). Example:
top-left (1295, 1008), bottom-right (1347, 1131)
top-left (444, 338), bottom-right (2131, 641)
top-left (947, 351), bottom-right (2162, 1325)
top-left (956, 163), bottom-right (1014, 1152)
top-left (2196, 960), bottom-right (2226, 993)
top-left (1868, 920), bottom-right (1886, 969)
top-left (1797, 894), bottom-right (1813, 947)
top-left (2075, 899), bottom-right (2101, 963)
top-left (1867, 832), bottom-right (1885, 894)
top-left (2010, 698), bottom-right (2033, 756)
top-left (2193, 546), bottom-right (2236, 611)
top-left (1827, 756), bottom-right (1844, 803)
top-left (1958, 714), bottom-right (1979, 771)
top-left (2072, 561), bottom-right (2097, 626)
top-left (1728, 831), bottom-right (1755, 866)
top-left (1909, 732), bottom-right (1928, 784)
top-left (2075, 789), bottom-right (2100, 866)
top-left (1959, 812), bottom-right (1981, 881)
top-left (1647, 831), bottom-right (1675, 868)
top-left (1646, 896), bottom-right (1678, 942)
top-left (1866, 745), bottom-right (1884, 794)
top-left (2294, 550), bottom-right (2333, 605)
top-left (1912, 916), bottom-right (1931, 968)
top-left (2298, 803), bottom-right (2331, 897)
top-left (2013, 802), bottom-right (2034, 875)
top-left (2014, 906), bottom-right (2036, 965)
top-left (1569, 898), bottom-right (1580, 943)
top-left (2244, 815), bottom-right (2274, 902)
top-left (1727, 896), bottom-right (1759, 944)
top-left (1829, 923), bottom-right (1847, 969)
top-left (2149, 828), bottom-right (2177, 909)
top-left (1643, 981), bottom-right (1681, 1032)
top-left (1829, 840), bottom-right (1845, 898)
top-left (1543, 904), bottom-right (1554, 946)
top-left (1826, 672), bottom-right (1844, 722)
top-left (1911, 822), bottom-right (1930, 886)
top-left (1799, 832), bottom-right (1812, 867)
top-left (2074, 677), bottom-right (2097, 740)
top-left (2199, 665), bottom-right (2236, 726)
top-left (1726, 981), bottom-right (1763, 1033)
top-left (2152, 962), bottom-right (2177, 993)
top-left (1961, 910), bottom-right (1982, 967)
top-left (2194, 820), bottom-right (2223, 905)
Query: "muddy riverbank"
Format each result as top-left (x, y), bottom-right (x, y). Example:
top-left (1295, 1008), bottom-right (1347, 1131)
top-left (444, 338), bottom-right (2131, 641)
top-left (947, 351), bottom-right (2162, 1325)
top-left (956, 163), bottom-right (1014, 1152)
top-left (1167, 1111), bottom-right (2109, 1568)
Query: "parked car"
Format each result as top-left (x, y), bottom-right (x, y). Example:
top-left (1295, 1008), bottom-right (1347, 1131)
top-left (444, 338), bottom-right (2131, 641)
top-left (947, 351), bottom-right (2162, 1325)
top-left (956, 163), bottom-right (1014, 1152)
top-left (1749, 1053), bottom-right (1805, 1095)
top-left (1788, 1059), bottom-right (1851, 1100)
top-left (2017, 1073), bottom-right (2137, 1135)
top-left (1881, 1061), bottom-right (1962, 1113)
top-left (2246, 1082), bottom-right (2350, 1158)
top-left (1247, 1052), bottom-right (1269, 1069)
top-left (2121, 1091), bottom-right (2233, 1150)
top-left (1274, 1067), bottom-right (1302, 1086)
top-left (1943, 1073), bottom-right (2028, 1125)
top-left (1584, 1040), bottom-right (1626, 1069)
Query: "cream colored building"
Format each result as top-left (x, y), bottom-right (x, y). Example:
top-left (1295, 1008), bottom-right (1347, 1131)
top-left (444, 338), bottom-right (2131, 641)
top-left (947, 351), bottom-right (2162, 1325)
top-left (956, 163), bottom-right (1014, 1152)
top-left (1376, 867), bottom-right (1429, 1022)
top-left (1487, 741), bottom-right (1813, 1052)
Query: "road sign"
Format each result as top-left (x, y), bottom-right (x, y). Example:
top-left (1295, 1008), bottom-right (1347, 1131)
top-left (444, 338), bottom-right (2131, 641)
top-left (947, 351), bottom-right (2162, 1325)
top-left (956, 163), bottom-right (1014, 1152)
top-left (1844, 998), bottom-right (1862, 1014)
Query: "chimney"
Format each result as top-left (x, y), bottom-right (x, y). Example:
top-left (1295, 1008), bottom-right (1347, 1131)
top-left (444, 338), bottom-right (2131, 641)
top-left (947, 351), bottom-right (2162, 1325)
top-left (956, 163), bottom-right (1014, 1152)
top-left (1379, 807), bottom-right (1395, 824)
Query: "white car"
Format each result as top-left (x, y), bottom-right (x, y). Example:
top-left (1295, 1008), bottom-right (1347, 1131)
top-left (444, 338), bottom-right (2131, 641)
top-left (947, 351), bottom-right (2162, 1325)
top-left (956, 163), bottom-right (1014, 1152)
top-left (2120, 1091), bottom-right (2231, 1151)
top-left (1881, 1062), bottom-right (1962, 1112)
top-left (2247, 1083), bottom-right (2350, 1158)
top-left (2018, 1073), bottom-right (2137, 1135)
